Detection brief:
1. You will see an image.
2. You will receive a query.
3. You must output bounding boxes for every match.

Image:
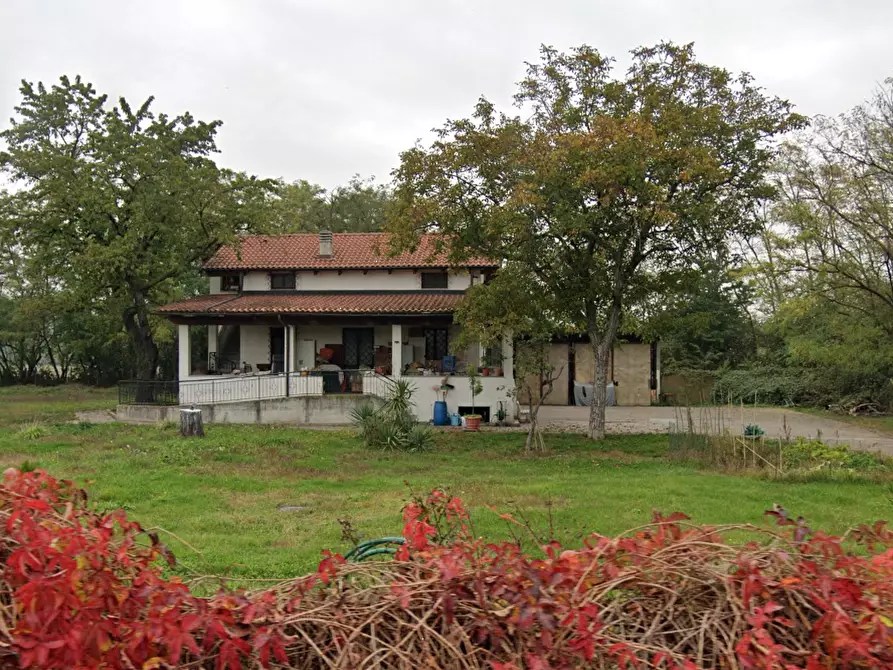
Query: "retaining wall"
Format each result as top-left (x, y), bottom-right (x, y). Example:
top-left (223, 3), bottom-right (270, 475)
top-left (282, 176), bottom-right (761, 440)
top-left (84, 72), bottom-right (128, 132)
top-left (117, 394), bottom-right (381, 426)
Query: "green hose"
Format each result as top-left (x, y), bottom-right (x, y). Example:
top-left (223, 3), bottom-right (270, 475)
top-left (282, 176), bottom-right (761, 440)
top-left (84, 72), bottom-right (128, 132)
top-left (344, 537), bottom-right (406, 562)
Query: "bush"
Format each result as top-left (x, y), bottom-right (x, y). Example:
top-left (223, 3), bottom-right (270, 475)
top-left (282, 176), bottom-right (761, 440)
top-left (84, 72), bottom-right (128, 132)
top-left (351, 379), bottom-right (433, 451)
top-left (714, 364), bottom-right (893, 409)
top-left (783, 438), bottom-right (891, 472)
top-left (3, 469), bottom-right (893, 669)
top-left (743, 423), bottom-right (764, 437)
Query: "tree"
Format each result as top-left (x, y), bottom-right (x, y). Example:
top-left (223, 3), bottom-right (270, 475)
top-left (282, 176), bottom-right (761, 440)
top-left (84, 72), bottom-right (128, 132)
top-left (453, 263), bottom-right (563, 451)
top-left (389, 43), bottom-right (803, 438)
top-left (0, 76), bottom-right (276, 380)
top-left (271, 175), bottom-right (391, 233)
top-left (642, 262), bottom-right (756, 373)
top-left (772, 79), bottom-right (893, 336)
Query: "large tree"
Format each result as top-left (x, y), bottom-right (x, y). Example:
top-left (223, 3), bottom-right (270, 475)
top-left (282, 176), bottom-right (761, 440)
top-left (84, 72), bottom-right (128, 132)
top-left (0, 76), bottom-right (276, 380)
top-left (271, 175), bottom-right (391, 233)
top-left (389, 43), bottom-right (803, 438)
top-left (772, 79), bottom-right (893, 334)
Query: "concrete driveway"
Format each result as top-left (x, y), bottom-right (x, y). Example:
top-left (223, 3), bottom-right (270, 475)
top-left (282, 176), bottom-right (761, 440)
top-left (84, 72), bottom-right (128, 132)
top-left (536, 405), bottom-right (893, 455)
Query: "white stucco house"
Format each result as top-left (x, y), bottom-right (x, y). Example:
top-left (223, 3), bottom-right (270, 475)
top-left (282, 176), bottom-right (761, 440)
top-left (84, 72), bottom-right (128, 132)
top-left (150, 232), bottom-right (513, 423)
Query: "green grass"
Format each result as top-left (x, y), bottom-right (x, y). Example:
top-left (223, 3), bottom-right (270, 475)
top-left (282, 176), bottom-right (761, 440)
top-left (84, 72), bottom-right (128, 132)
top-left (0, 384), bottom-right (116, 424)
top-left (0, 385), bottom-right (890, 581)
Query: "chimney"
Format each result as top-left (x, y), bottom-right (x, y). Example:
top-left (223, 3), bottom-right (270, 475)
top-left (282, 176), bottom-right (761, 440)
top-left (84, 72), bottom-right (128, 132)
top-left (319, 230), bottom-right (333, 257)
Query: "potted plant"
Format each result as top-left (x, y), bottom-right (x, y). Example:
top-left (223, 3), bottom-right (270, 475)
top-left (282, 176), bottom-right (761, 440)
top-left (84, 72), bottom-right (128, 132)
top-left (465, 365), bottom-right (483, 431)
top-left (481, 367), bottom-right (490, 377)
top-left (484, 349), bottom-right (503, 377)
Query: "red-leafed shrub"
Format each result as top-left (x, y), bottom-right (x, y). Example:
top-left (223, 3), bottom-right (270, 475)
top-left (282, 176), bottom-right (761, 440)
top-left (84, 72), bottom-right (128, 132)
top-left (1, 469), bottom-right (892, 669)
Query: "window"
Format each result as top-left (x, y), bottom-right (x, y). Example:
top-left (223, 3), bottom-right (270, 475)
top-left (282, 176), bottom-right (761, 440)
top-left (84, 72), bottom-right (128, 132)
top-left (421, 271), bottom-right (449, 289)
top-left (425, 328), bottom-right (449, 362)
top-left (221, 274), bottom-right (241, 291)
top-left (270, 272), bottom-right (296, 290)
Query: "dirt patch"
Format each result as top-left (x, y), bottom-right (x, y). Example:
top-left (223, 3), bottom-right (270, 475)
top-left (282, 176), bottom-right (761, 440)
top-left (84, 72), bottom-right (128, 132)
top-left (73, 409), bottom-right (118, 424)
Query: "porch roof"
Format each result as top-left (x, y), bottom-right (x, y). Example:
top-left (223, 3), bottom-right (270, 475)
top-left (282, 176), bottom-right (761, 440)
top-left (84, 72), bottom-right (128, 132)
top-left (155, 291), bottom-right (466, 316)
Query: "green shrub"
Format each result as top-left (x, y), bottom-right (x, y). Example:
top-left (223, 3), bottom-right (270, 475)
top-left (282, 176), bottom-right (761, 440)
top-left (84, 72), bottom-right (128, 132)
top-left (351, 380), bottom-right (433, 452)
top-left (714, 365), bottom-right (893, 409)
top-left (782, 438), bottom-right (891, 472)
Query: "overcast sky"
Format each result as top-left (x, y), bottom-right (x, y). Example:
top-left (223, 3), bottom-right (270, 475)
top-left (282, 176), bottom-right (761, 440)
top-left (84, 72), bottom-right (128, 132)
top-left (2, 1), bottom-right (891, 187)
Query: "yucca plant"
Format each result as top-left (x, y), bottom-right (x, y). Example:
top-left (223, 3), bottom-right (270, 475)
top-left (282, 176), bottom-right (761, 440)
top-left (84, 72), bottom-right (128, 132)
top-left (351, 380), bottom-right (433, 451)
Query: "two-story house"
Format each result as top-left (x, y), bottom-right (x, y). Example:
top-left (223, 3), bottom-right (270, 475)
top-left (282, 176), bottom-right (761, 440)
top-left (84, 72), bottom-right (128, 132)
top-left (154, 232), bottom-right (513, 422)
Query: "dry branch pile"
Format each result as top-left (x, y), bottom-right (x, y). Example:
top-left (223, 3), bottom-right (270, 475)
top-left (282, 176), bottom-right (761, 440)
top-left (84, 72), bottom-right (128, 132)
top-left (0, 470), bottom-right (892, 669)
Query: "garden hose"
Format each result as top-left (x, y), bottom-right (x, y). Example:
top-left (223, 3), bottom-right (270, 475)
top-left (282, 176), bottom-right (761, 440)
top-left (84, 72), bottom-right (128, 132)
top-left (344, 537), bottom-right (406, 561)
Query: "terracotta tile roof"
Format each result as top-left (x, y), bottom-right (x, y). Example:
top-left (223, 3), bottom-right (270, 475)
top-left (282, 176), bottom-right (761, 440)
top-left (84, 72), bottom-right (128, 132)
top-left (203, 233), bottom-right (497, 271)
top-left (155, 291), bottom-right (466, 315)
top-left (153, 294), bottom-right (238, 313)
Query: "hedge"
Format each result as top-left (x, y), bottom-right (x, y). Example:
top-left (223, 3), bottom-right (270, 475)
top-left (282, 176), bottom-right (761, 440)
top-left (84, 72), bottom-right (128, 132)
top-left (1, 469), bottom-right (892, 668)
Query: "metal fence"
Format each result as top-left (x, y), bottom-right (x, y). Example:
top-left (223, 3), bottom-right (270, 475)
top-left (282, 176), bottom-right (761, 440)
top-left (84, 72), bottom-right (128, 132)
top-left (118, 380), bottom-right (180, 406)
top-left (118, 370), bottom-right (397, 406)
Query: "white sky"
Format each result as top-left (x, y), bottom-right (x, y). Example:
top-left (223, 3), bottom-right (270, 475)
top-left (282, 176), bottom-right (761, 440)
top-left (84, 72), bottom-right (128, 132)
top-left (2, 0), bottom-right (891, 187)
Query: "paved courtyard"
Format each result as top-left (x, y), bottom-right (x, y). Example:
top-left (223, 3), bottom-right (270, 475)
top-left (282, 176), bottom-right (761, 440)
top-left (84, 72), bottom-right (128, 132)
top-left (537, 405), bottom-right (893, 454)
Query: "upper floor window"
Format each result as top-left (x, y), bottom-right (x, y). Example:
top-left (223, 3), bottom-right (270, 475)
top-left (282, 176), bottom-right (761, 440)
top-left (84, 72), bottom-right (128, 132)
top-left (421, 271), bottom-right (448, 289)
top-left (221, 274), bottom-right (241, 291)
top-left (270, 272), bottom-right (296, 290)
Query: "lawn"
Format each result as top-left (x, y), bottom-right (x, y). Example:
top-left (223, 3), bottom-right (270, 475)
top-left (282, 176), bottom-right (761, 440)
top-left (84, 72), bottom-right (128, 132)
top-left (0, 385), bottom-right (890, 581)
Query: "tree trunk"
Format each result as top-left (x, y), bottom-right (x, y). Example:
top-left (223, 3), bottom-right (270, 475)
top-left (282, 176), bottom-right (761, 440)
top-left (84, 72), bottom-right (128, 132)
top-left (587, 339), bottom-right (612, 440)
top-left (525, 410), bottom-right (538, 451)
top-left (123, 304), bottom-right (158, 380)
top-left (586, 299), bottom-right (622, 441)
top-left (179, 408), bottom-right (204, 437)
top-left (124, 303), bottom-right (159, 404)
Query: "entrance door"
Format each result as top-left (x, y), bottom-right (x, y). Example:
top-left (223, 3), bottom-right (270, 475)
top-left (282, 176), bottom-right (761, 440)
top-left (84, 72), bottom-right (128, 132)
top-left (270, 327), bottom-right (285, 373)
top-left (343, 328), bottom-right (374, 369)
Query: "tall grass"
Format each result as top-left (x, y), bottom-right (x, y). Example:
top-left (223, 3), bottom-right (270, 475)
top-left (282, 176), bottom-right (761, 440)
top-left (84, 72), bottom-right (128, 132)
top-left (668, 431), bottom-right (784, 475)
top-left (668, 405), bottom-right (892, 480)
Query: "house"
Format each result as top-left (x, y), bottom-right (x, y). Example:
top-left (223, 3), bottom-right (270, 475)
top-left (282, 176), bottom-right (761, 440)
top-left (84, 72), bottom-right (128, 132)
top-left (521, 336), bottom-right (660, 407)
top-left (149, 232), bottom-right (513, 423)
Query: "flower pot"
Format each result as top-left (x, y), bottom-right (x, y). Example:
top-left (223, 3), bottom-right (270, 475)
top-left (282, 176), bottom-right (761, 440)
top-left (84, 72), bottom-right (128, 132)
top-left (481, 368), bottom-right (490, 377)
top-left (465, 415), bottom-right (482, 431)
top-left (493, 367), bottom-right (503, 376)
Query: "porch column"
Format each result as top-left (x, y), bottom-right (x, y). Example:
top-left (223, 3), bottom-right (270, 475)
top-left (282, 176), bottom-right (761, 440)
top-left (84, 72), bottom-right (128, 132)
top-left (207, 325), bottom-right (218, 359)
top-left (391, 324), bottom-right (403, 376)
top-left (178, 324), bottom-right (190, 380)
top-left (286, 325), bottom-right (296, 372)
top-left (501, 333), bottom-right (513, 380)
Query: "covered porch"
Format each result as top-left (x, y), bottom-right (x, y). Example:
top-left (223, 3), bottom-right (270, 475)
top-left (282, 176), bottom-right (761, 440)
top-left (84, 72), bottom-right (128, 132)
top-left (172, 316), bottom-right (514, 421)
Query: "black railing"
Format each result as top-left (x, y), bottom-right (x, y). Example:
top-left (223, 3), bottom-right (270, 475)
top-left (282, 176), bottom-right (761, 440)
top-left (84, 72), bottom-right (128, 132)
top-left (118, 380), bottom-right (180, 406)
top-left (208, 352), bottom-right (239, 374)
